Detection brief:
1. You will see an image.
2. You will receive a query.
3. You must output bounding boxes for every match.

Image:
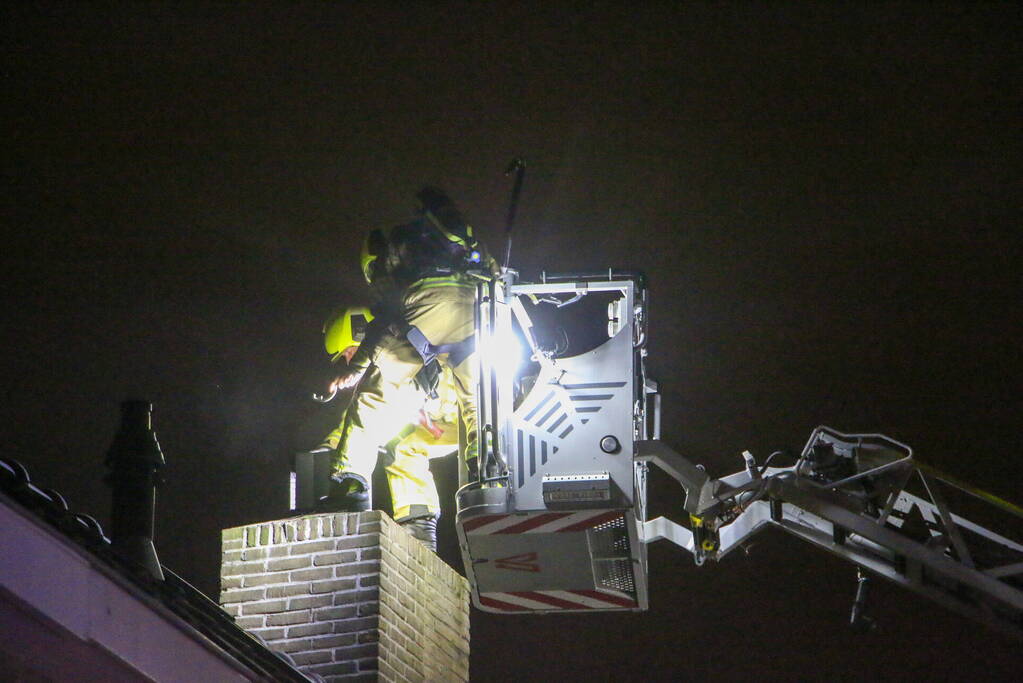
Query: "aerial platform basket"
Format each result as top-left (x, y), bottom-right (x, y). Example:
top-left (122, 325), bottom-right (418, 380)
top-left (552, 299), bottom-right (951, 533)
top-left (456, 271), bottom-right (653, 613)
top-left (451, 268), bottom-right (1023, 638)
top-left (452, 269), bottom-right (1023, 637)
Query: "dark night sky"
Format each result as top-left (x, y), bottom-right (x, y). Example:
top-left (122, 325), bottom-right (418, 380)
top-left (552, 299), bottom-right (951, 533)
top-left (3, 2), bottom-right (1021, 680)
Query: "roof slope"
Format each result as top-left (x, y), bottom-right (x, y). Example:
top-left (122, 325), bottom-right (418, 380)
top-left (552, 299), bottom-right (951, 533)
top-left (0, 457), bottom-right (312, 682)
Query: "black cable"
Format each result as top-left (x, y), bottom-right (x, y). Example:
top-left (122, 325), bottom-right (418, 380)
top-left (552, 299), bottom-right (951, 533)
top-left (759, 450), bottom-right (794, 474)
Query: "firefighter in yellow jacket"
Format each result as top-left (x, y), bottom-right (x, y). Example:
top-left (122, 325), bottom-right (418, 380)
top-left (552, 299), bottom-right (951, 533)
top-left (323, 186), bottom-right (495, 550)
top-left (328, 190), bottom-right (490, 462)
top-left (320, 306), bottom-right (459, 550)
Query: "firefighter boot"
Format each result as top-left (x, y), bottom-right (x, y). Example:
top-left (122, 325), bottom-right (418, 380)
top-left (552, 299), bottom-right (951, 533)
top-left (399, 514), bottom-right (438, 553)
top-left (329, 472), bottom-right (371, 513)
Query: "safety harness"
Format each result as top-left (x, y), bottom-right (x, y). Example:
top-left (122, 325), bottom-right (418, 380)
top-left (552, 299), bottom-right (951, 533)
top-left (405, 325), bottom-right (475, 368)
top-left (403, 277), bottom-right (476, 398)
top-left (402, 269), bottom-right (478, 370)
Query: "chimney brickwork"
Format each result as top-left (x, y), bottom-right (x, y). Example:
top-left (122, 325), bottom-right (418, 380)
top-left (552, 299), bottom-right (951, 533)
top-left (220, 511), bottom-right (469, 682)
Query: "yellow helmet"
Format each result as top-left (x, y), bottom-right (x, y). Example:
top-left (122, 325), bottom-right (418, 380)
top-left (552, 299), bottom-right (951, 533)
top-left (360, 228), bottom-right (388, 285)
top-left (323, 307), bottom-right (374, 357)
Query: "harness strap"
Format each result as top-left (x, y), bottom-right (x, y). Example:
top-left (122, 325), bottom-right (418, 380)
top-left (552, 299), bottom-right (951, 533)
top-left (406, 325), bottom-right (475, 367)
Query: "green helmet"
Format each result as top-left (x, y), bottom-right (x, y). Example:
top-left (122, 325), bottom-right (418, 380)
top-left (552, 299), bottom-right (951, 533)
top-left (323, 307), bottom-right (374, 357)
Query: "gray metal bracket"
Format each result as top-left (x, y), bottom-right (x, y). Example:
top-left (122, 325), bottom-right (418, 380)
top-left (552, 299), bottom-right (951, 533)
top-left (634, 440), bottom-right (718, 515)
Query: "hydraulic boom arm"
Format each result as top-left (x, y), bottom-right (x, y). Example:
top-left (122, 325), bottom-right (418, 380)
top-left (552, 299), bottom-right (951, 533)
top-left (638, 427), bottom-right (1023, 640)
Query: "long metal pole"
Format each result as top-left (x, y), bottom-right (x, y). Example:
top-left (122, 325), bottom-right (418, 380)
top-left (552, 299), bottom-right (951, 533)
top-left (502, 158), bottom-right (526, 269)
top-left (474, 280), bottom-right (487, 484)
top-left (488, 277), bottom-right (501, 472)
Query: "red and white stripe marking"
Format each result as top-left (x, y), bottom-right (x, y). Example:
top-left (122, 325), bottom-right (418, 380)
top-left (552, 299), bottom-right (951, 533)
top-left (479, 589), bottom-right (637, 611)
top-left (462, 510), bottom-right (623, 535)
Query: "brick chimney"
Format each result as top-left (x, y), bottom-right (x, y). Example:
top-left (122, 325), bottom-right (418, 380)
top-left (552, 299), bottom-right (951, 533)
top-left (220, 511), bottom-right (469, 682)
